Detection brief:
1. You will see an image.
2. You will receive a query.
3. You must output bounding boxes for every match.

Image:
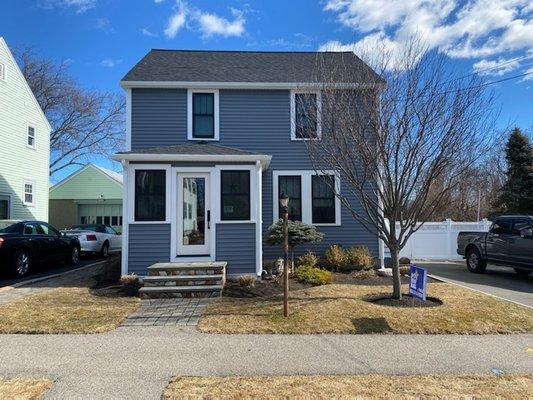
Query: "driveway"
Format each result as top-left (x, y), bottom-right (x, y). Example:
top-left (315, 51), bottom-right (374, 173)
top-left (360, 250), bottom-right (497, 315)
top-left (417, 261), bottom-right (533, 308)
top-left (0, 256), bottom-right (105, 289)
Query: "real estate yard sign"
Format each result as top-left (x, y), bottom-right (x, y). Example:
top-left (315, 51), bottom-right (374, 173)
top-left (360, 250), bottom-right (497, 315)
top-left (409, 265), bottom-right (428, 301)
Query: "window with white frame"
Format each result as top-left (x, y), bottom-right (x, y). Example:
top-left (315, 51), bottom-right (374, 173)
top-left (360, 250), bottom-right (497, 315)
top-left (0, 62), bottom-right (5, 81)
top-left (27, 125), bottom-right (36, 148)
top-left (221, 170), bottom-right (251, 221)
top-left (23, 181), bottom-right (35, 206)
top-left (273, 170), bottom-right (340, 225)
top-left (291, 90), bottom-right (321, 140)
top-left (187, 89), bottom-right (219, 140)
top-left (134, 169), bottom-right (166, 221)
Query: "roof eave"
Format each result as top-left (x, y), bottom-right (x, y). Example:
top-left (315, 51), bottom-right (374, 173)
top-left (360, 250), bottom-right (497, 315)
top-left (119, 80), bottom-right (384, 90)
top-left (112, 153), bottom-right (272, 169)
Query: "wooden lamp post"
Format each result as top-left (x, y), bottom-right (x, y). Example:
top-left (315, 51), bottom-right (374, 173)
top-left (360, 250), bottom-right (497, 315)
top-left (279, 193), bottom-right (290, 317)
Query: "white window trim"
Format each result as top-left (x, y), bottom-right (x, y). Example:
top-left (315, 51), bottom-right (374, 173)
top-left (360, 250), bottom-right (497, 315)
top-left (290, 90), bottom-right (322, 141)
top-left (23, 180), bottom-right (35, 207)
top-left (217, 165), bottom-right (256, 224)
top-left (127, 164), bottom-right (172, 224)
top-left (0, 193), bottom-right (13, 218)
top-left (272, 170), bottom-right (341, 226)
top-left (0, 61), bottom-right (5, 82)
top-left (26, 123), bottom-right (36, 150)
top-left (187, 89), bottom-right (220, 141)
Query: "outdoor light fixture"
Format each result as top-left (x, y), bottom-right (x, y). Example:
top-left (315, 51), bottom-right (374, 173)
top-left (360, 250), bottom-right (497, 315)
top-left (279, 193), bottom-right (289, 211)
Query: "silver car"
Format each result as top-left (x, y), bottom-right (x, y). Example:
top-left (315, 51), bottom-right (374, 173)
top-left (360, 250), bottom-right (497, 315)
top-left (62, 224), bottom-right (121, 257)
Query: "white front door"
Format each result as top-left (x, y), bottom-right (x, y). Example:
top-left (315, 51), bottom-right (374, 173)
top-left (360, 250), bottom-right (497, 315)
top-left (176, 173), bottom-right (211, 256)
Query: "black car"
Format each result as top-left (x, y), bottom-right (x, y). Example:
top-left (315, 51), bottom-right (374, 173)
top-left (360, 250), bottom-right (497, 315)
top-left (0, 220), bottom-right (81, 278)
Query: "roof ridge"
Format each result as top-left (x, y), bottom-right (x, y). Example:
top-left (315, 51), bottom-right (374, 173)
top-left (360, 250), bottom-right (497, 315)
top-left (149, 49), bottom-right (354, 55)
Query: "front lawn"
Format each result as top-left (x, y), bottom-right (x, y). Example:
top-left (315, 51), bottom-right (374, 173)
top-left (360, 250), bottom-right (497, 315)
top-left (0, 279), bottom-right (139, 334)
top-left (0, 378), bottom-right (52, 399)
top-left (198, 274), bottom-right (533, 334)
top-left (163, 374), bottom-right (533, 399)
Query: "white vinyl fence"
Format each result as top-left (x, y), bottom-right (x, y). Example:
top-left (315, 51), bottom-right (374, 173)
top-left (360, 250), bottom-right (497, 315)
top-left (384, 219), bottom-right (492, 261)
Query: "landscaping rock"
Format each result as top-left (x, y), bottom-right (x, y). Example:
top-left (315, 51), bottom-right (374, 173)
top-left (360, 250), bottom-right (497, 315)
top-left (376, 268), bottom-right (393, 277)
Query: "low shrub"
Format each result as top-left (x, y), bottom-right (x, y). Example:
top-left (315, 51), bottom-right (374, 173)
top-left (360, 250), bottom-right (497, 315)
top-left (345, 246), bottom-right (373, 270)
top-left (400, 266), bottom-right (410, 276)
top-left (294, 265), bottom-right (333, 285)
top-left (296, 251), bottom-right (318, 268)
top-left (120, 275), bottom-right (142, 296)
top-left (238, 275), bottom-right (256, 287)
top-left (324, 245), bottom-right (347, 271)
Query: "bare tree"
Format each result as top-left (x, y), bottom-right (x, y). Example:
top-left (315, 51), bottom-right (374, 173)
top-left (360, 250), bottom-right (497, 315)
top-left (16, 48), bottom-right (125, 177)
top-left (304, 40), bottom-right (495, 299)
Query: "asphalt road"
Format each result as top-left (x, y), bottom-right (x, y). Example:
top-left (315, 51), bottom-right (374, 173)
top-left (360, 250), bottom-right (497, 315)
top-left (0, 255), bottom-right (104, 288)
top-left (417, 261), bottom-right (533, 308)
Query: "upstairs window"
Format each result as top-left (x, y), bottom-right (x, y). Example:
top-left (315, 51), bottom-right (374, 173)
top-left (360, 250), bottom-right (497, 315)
top-left (27, 125), bottom-right (36, 149)
top-left (188, 90), bottom-right (219, 140)
top-left (291, 90), bottom-right (321, 140)
top-left (221, 170), bottom-right (250, 221)
top-left (134, 170), bottom-right (166, 221)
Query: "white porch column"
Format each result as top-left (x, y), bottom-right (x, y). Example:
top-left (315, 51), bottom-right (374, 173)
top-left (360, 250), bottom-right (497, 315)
top-left (120, 160), bottom-right (129, 275)
top-left (255, 161), bottom-right (263, 276)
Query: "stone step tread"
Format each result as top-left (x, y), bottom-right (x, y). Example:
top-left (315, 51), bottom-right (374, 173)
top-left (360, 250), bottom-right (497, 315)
top-left (139, 285), bottom-right (222, 293)
top-left (147, 262), bottom-right (227, 270)
top-left (143, 275), bottom-right (224, 282)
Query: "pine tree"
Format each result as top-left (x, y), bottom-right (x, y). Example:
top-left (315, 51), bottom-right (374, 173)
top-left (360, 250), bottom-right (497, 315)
top-left (494, 128), bottom-right (533, 214)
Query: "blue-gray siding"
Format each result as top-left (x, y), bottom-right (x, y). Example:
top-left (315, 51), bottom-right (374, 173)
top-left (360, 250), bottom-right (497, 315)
top-left (128, 223), bottom-right (171, 275)
top-left (216, 223), bottom-right (256, 275)
top-left (130, 88), bottom-right (379, 269)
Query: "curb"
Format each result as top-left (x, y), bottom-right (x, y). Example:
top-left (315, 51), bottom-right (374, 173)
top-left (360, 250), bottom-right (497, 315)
top-left (428, 273), bottom-right (533, 310)
top-left (0, 260), bottom-right (107, 294)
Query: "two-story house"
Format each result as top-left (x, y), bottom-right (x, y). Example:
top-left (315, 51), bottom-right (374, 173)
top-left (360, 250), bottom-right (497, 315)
top-left (114, 49), bottom-right (382, 283)
top-left (0, 37), bottom-right (51, 221)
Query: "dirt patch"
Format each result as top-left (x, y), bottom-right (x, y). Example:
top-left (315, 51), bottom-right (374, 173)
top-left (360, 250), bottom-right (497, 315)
top-left (367, 294), bottom-right (443, 308)
top-left (223, 278), bottom-right (311, 298)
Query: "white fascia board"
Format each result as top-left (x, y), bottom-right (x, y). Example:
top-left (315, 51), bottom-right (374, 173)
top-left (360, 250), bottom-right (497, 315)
top-left (112, 153), bottom-right (272, 169)
top-left (120, 80), bottom-right (383, 90)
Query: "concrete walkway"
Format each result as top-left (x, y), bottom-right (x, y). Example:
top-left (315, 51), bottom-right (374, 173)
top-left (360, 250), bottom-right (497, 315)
top-left (0, 328), bottom-right (531, 399)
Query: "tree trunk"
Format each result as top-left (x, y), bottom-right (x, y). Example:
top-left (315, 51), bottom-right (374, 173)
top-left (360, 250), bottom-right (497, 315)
top-left (390, 247), bottom-right (402, 300)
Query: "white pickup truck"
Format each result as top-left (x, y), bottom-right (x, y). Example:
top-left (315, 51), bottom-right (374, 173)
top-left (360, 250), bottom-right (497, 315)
top-left (62, 224), bottom-right (121, 257)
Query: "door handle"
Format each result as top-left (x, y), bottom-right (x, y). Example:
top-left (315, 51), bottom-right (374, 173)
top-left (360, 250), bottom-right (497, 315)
top-left (207, 210), bottom-right (211, 229)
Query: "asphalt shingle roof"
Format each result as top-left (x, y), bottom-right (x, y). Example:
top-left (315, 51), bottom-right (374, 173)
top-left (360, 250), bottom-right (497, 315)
top-left (122, 50), bottom-right (382, 84)
top-left (117, 142), bottom-right (261, 156)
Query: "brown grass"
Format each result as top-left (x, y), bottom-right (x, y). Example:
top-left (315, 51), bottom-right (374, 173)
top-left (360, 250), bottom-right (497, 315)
top-left (163, 374), bottom-right (533, 400)
top-left (0, 280), bottom-right (139, 334)
top-left (0, 378), bottom-right (53, 399)
top-left (198, 281), bottom-right (533, 334)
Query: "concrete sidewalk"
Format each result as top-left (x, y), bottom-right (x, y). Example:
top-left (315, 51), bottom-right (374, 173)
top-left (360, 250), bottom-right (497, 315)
top-left (0, 328), bottom-right (531, 399)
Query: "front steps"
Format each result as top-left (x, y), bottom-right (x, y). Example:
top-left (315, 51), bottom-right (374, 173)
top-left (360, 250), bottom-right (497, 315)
top-left (139, 262), bottom-right (226, 299)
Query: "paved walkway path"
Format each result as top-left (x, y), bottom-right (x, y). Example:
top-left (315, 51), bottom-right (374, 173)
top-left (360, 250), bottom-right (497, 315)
top-left (0, 328), bottom-right (531, 399)
top-left (121, 298), bottom-right (213, 327)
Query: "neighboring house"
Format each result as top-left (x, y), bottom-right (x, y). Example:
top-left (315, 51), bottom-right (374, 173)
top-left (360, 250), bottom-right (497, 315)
top-left (0, 37), bottom-right (51, 221)
top-left (114, 50), bottom-right (381, 277)
top-left (49, 164), bottom-right (123, 232)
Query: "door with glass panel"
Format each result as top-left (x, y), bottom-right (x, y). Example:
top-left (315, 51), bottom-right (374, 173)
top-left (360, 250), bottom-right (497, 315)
top-left (177, 173), bottom-right (210, 256)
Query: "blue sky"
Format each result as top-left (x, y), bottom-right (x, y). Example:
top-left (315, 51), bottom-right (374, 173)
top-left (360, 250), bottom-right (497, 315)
top-left (1, 0), bottom-right (532, 182)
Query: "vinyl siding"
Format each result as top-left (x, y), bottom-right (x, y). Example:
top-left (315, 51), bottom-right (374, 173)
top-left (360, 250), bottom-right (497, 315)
top-left (0, 39), bottom-right (50, 221)
top-left (216, 223), bottom-right (256, 275)
top-left (128, 223), bottom-right (171, 275)
top-left (50, 165), bottom-right (122, 200)
top-left (129, 88), bottom-right (379, 270)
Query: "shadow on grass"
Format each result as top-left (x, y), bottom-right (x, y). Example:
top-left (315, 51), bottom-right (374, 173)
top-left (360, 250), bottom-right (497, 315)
top-left (352, 317), bottom-right (393, 333)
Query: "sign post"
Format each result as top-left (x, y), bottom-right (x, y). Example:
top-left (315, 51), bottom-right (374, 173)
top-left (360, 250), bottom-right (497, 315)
top-left (409, 265), bottom-right (428, 301)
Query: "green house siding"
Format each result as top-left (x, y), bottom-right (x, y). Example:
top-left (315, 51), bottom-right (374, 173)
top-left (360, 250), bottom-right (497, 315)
top-left (50, 165), bottom-right (122, 200)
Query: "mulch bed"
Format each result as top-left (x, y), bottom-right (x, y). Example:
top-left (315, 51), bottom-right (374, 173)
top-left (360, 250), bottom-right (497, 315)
top-left (366, 294), bottom-right (443, 308)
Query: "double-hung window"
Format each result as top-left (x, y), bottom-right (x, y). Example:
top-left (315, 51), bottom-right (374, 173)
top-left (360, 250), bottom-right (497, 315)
top-left (188, 90), bottom-right (219, 140)
top-left (291, 90), bottom-right (321, 140)
top-left (273, 171), bottom-right (340, 225)
top-left (134, 170), bottom-right (166, 221)
top-left (221, 170), bottom-right (250, 221)
top-left (23, 181), bottom-right (35, 206)
top-left (27, 125), bottom-right (36, 149)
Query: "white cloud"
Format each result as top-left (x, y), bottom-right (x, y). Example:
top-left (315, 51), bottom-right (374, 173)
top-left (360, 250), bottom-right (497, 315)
top-left (164, 0), bottom-right (187, 38)
top-left (196, 8), bottom-right (245, 38)
top-left (96, 17), bottom-right (114, 33)
top-left (521, 66), bottom-right (533, 81)
top-left (154, 0), bottom-right (165, 3)
top-left (473, 57), bottom-right (522, 76)
top-left (141, 27), bottom-right (157, 37)
top-left (324, 0), bottom-right (533, 71)
top-left (100, 58), bottom-right (122, 68)
top-left (40, 0), bottom-right (96, 14)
